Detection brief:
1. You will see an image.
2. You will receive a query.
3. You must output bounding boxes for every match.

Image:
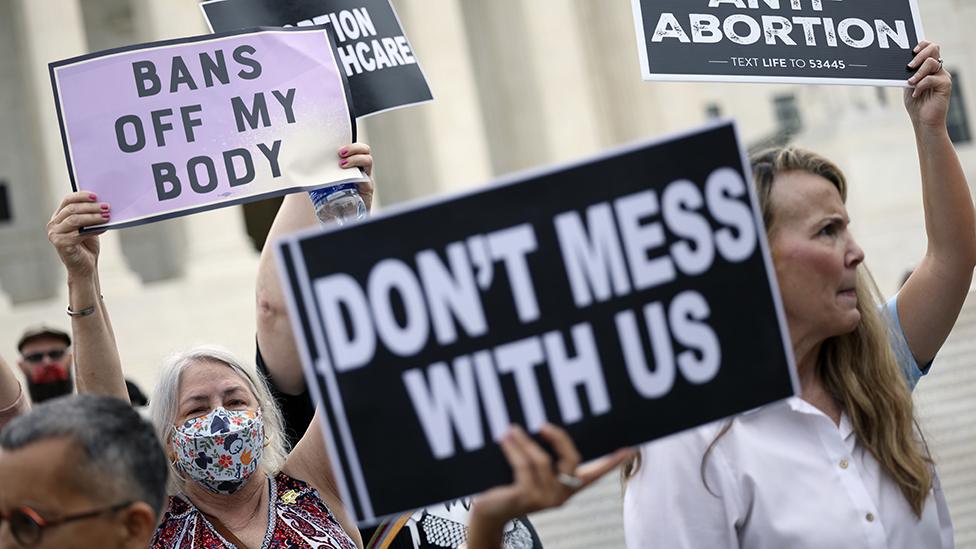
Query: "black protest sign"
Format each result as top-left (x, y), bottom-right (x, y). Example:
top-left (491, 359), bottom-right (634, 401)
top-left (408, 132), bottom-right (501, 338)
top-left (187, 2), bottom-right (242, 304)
top-left (277, 121), bottom-right (798, 525)
top-left (201, 0), bottom-right (432, 117)
top-left (632, 0), bottom-right (925, 86)
top-left (0, 181), bottom-right (10, 223)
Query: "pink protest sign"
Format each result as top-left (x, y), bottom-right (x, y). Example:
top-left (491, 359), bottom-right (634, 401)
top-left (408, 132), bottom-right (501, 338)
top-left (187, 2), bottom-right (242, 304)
top-left (50, 26), bottom-right (364, 231)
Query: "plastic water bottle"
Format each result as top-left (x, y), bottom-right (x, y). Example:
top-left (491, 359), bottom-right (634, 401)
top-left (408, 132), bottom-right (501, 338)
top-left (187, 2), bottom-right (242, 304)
top-left (308, 183), bottom-right (367, 226)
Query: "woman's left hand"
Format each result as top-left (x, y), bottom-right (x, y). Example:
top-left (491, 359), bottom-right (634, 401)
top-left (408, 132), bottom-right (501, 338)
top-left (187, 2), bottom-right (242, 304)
top-left (470, 424), bottom-right (635, 529)
top-left (905, 41), bottom-right (952, 129)
top-left (338, 143), bottom-right (375, 211)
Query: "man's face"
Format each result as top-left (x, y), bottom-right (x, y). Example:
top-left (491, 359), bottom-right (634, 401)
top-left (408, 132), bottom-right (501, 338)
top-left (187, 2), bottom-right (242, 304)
top-left (0, 437), bottom-right (125, 548)
top-left (17, 338), bottom-right (72, 403)
top-left (18, 337), bottom-right (72, 383)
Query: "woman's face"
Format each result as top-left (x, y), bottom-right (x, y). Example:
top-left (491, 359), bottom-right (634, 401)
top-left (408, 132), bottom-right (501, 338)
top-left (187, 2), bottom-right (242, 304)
top-left (768, 170), bottom-right (865, 345)
top-left (175, 359), bottom-right (259, 425)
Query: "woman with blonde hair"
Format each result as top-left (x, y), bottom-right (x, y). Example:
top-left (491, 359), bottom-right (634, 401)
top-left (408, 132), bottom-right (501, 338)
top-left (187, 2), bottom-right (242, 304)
top-left (624, 42), bottom-right (975, 548)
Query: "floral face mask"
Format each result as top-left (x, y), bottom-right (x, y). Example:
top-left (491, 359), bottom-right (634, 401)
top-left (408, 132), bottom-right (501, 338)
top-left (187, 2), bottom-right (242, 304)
top-left (172, 407), bottom-right (264, 494)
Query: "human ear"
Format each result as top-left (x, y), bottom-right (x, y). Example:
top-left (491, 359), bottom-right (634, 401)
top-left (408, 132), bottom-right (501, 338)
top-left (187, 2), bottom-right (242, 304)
top-left (118, 501), bottom-right (159, 547)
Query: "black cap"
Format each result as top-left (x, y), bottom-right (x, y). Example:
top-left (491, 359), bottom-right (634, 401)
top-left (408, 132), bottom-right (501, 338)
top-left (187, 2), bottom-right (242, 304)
top-left (17, 325), bottom-right (71, 353)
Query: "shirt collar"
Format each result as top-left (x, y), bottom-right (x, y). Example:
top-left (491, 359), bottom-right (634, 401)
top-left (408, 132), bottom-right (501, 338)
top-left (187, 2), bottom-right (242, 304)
top-left (785, 397), bottom-right (855, 440)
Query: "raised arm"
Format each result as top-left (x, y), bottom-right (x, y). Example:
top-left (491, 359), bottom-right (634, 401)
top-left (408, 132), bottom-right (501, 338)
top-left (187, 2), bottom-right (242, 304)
top-left (255, 144), bottom-right (373, 394)
top-left (47, 192), bottom-right (129, 402)
top-left (0, 354), bottom-right (29, 430)
top-left (896, 42), bottom-right (976, 364)
top-left (263, 144), bottom-right (372, 547)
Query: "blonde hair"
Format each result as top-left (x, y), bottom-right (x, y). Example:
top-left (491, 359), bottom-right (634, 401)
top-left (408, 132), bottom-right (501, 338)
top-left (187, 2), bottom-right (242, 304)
top-left (148, 345), bottom-right (289, 496)
top-left (625, 147), bottom-right (933, 517)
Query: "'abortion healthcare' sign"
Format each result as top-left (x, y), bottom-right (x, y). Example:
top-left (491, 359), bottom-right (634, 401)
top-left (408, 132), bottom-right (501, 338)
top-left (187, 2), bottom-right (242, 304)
top-left (50, 27), bottom-right (364, 231)
top-left (277, 121), bottom-right (799, 525)
top-left (202, 0), bottom-right (433, 117)
top-left (632, 0), bottom-right (925, 86)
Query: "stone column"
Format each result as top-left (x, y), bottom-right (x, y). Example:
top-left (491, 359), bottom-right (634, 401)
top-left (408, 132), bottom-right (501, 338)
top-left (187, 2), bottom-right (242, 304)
top-left (128, 0), bottom-right (257, 279)
top-left (572, 0), bottom-right (669, 145)
top-left (456, 0), bottom-right (553, 176)
top-left (8, 0), bottom-right (140, 302)
top-left (363, 0), bottom-right (493, 203)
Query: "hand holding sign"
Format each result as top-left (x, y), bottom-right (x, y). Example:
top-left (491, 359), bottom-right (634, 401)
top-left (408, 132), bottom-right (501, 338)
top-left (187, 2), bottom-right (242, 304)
top-left (465, 425), bottom-right (634, 549)
top-left (47, 192), bottom-right (108, 279)
top-left (905, 41), bottom-right (952, 128)
top-left (338, 143), bottom-right (375, 208)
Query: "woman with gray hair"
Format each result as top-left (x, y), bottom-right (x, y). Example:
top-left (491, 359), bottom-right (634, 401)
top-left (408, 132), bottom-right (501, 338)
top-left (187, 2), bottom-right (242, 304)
top-left (47, 145), bottom-right (374, 548)
top-left (47, 142), bottom-right (619, 549)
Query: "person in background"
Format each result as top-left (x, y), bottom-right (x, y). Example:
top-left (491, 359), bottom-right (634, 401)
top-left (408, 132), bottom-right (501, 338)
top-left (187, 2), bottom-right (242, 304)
top-left (0, 394), bottom-right (168, 549)
top-left (16, 325), bottom-right (73, 404)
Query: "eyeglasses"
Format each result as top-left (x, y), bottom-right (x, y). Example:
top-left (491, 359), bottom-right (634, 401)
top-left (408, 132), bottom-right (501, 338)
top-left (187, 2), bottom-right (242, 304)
top-left (21, 350), bottom-right (67, 364)
top-left (0, 501), bottom-right (131, 546)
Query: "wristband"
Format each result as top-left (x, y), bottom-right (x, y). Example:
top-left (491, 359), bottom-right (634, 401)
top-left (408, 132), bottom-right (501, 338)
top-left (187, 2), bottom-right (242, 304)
top-left (67, 303), bottom-right (96, 317)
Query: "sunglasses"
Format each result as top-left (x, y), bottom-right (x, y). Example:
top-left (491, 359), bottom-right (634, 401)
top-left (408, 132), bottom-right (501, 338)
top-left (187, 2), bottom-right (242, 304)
top-left (22, 349), bottom-right (67, 364)
top-left (0, 501), bottom-right (131, 546)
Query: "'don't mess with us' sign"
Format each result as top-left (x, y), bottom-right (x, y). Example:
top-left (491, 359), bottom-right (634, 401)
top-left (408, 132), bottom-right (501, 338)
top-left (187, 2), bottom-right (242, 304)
top-left (277, 121), bottom-right (798, 525)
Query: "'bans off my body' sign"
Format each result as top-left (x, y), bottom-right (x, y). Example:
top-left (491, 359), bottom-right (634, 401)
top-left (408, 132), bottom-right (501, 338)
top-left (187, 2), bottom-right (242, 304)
top-left (277, 121), bottom-right (799, 525)
top-left (50, 27), bottom-right (364, 231)
top-left (632, 0), bottom-right (924, 86)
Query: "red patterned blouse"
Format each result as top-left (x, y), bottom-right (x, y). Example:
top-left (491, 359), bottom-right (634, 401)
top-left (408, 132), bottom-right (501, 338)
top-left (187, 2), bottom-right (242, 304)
top-left (151, 472), bottom-right (357, 549)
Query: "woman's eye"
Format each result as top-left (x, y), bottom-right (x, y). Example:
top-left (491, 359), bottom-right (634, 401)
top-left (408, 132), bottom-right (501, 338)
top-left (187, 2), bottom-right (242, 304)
top-left (818, 224), bottom-right (836, 237)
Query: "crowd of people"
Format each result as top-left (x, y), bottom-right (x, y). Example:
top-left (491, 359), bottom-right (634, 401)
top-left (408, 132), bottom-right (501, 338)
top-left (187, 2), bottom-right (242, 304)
top-left (0, 41), bottom-right (972, 549)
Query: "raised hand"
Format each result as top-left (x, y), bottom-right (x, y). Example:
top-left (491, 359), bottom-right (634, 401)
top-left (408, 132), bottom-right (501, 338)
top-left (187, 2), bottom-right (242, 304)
top-left (338, 143), bottom-right (375, 211)
top-left (905, 41), bottom-right (952, 129)
top-left (46, 192), bottom-right (109, 278)
top-left (465, 424), bottom-right (635, 549)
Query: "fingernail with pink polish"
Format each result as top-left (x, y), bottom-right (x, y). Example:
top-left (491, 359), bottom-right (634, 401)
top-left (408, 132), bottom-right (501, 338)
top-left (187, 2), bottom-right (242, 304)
top-left (340, 148), bottom-right (349, 157)
top-left (89, 193), bottom-right (98, 201)
top-left (340, 159), bottom-right (349, 166)
top-left (101, 212), bottom-right (110, 219)
top-left (100, 203), bottom-right (110, 210)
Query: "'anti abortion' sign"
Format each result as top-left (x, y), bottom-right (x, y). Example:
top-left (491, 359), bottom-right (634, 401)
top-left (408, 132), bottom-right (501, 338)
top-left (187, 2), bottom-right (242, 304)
top-left (632, 0), bottom-right (925, 86)
top-left (277, 121), bottom-right (798, 525)
top-left (50, 27), bottom-right (364, 231)
top-left (202, 0), bottom-right (432, 117)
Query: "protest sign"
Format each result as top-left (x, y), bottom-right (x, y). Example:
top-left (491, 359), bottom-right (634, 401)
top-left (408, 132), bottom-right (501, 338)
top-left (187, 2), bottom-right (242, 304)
top-left (632, 0), bottom-right (925, 86)
top-left (50, 27), bottom-right (364, 231)
top-left (201, 0), bottom-right (433, 118)
top-left (0, 182), bottom-right (9, 223)
top-left (276, 120), bottom-right (798, 525)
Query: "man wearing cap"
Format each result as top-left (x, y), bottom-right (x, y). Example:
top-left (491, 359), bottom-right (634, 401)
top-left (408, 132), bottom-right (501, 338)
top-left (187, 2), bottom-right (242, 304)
top-left (16, 325), bottom-right (75, 404)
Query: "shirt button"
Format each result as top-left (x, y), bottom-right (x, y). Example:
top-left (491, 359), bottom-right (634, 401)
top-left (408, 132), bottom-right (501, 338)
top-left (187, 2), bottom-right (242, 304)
top-left (866, 513), bottom-right (875, 522)
top-left (839, 458), bottom-right (849, 469)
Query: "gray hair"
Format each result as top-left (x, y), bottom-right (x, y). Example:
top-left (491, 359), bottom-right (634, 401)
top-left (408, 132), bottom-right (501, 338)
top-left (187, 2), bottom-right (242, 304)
top-left (148, 345), bottom-right (289, 495)
top-left (0, 394), bottom-right (168, 517)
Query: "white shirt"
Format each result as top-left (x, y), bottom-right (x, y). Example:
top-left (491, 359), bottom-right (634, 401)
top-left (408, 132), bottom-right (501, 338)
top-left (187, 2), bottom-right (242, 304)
top-left (623, 397), bottom-right (954, 548)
